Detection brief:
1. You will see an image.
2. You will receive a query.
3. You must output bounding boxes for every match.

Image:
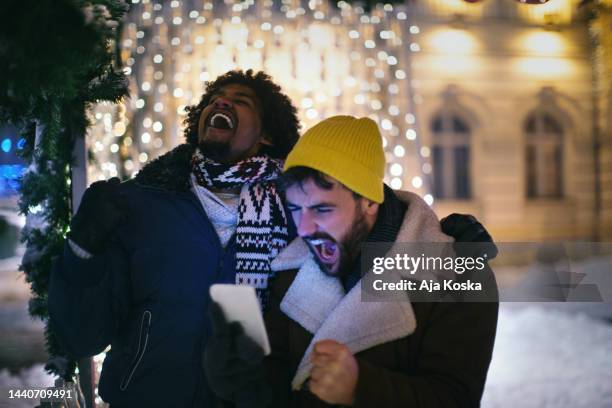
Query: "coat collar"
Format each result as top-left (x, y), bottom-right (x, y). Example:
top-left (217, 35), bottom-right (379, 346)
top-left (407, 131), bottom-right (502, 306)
top-left (134, 143), bottom-right (196, 192)
top-left (270, 190), bottom-right (454, 390)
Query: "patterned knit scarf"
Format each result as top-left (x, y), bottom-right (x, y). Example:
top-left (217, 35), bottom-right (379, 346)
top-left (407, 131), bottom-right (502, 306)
top-left (191, 149), bottom-right (289, 308)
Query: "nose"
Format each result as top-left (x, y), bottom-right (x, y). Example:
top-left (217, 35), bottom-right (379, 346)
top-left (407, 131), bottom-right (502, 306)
top-left (296, 211), bottom-right (317, 237)
top-left (213, 97), bottom-right (232, 109)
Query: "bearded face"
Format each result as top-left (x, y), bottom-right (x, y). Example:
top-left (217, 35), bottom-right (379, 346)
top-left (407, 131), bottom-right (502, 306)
top-left (197, 83), bottom-right (268, 163)
top-left (285, 177), bottom-right (379, 278)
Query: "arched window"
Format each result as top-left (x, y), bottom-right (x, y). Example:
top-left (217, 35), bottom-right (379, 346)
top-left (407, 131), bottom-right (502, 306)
top-left (431, 114), bottom-right (471, 199)
top-left (525, 111), bottom-right (563, 198)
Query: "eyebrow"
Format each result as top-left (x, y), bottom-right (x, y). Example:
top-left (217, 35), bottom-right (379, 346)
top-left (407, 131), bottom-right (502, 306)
top-left (212, 90), bottom-right (259, 112)
top-left (213, 90), bottom-right (257, 101)
top-left (286, 200), bottom-right (337, 209)
top-left (234, 91), bottom-right (256, 100)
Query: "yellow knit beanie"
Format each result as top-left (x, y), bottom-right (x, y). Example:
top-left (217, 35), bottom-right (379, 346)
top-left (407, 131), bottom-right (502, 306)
top-left (283, 115), bottom-right (385, 203)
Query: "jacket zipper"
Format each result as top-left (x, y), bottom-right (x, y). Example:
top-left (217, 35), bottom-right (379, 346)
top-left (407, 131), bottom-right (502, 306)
top-left (120, 310), bottom-right (152, 391)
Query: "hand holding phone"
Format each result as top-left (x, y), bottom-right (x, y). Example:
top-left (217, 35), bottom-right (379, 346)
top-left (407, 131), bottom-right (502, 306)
top-left (209, 284), bottom-right (271, 355)
top-left (204, 285), bottom-right (273, 407)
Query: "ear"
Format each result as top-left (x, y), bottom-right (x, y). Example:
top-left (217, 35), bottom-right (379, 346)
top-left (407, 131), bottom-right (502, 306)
top-left (361, 199), bottom-right (379, 216)
top-left (260, 132), bottom-right (274, 146)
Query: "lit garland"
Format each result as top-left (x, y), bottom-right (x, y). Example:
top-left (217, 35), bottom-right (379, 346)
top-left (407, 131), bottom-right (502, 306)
top-left (91, 0), bottom-right (434, 204)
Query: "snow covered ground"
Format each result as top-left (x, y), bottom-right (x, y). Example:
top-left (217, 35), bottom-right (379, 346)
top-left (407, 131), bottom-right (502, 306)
top-left (482, 304), bottom-right (612, 408)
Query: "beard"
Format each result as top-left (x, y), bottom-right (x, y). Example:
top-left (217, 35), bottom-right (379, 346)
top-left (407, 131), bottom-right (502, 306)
top-left (307, 209), bottom-right (371, 279)
top-left (199, 139), bottom-right (231, 162)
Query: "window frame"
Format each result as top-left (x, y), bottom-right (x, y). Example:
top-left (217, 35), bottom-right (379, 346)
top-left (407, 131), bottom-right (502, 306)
top-left (524, 110), bottom-right (564, 200)
top-left (431, 112), bottom-right (472, 200)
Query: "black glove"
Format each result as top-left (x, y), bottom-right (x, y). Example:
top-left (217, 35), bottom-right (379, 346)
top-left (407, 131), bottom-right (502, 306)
top-left (441, 213), bottom-right (498, 260)
top-left (203, 302), bottom-right (272, 408)
top-left (67, 177), bottom-right (129, 254)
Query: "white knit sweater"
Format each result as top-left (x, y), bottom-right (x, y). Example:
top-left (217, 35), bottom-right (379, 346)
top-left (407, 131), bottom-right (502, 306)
top-left (189, 174), bottom-right (239, 247)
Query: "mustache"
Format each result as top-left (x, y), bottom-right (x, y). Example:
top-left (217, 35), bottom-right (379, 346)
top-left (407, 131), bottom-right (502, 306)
top-left (304, 233), bottom-right (335, 243)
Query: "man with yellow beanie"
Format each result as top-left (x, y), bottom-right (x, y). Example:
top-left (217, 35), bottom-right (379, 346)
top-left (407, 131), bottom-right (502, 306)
top-left (204, 115), bottom-right (498, 408)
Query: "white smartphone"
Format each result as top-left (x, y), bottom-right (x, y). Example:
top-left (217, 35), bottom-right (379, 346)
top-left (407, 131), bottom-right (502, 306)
top-left (209, 284), bottom-right (271, 356)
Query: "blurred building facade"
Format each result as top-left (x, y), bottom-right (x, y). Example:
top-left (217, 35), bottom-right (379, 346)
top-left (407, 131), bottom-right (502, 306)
top-left (411, 0), bottom-right (612, 241)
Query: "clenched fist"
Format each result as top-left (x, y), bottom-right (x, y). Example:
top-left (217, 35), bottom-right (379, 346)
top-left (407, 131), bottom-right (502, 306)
top-left (309, 340), bottom-right (358, 406)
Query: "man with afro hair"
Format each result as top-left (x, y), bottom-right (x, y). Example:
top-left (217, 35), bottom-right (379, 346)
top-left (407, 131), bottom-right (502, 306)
top-left (48, 70), bottom-right (301, 407)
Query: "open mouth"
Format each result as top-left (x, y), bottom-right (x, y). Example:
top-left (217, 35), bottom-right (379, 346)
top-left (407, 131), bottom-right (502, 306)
top-left (207, 111), bottom-right (236, 130)
top-left (308, 238), bottom-right (340, 268)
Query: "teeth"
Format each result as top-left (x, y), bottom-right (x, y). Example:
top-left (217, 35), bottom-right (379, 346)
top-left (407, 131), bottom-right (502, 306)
top-left (210, 113), bottom-right (234, 129)
top-left (309, 239), bottom-right (327, 245)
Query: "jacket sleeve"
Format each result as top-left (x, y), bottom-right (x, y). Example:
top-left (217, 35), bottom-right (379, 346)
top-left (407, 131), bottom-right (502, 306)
top-left (353, 276), bottom-right (499, 408)
top-left (48, 237), bottom-right (130, 358)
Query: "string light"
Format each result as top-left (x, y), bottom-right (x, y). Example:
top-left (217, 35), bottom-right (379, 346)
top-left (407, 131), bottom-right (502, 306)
top-left (412, 176), bottom-right (423, 188)
top-left (394, 145), bottom-right (405, 157)
top-left (390, 163), bottom-right (403, 176)
top-left (90, 0), bottom-right (431, 217)
top-left (391, 177), bottom-right (403, 190)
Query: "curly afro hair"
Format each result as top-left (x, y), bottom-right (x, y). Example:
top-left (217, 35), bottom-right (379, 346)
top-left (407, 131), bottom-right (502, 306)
top-left (183, 69), bottom-right (301, 160)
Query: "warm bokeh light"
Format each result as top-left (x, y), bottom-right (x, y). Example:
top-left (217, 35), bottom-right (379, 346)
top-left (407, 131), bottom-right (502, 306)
top-left (514, 57), bottom-right (574, 77)
top-left (520, 31), bottom-right (565, 55)
top-left (428, 29), bottom-right (478, 55)
top-left (91, 0), bottom-right (431, 201)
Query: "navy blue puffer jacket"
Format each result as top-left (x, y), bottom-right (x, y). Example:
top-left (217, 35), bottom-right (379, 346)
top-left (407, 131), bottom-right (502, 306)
top-left (49, 144), bottom-right (268, 407)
